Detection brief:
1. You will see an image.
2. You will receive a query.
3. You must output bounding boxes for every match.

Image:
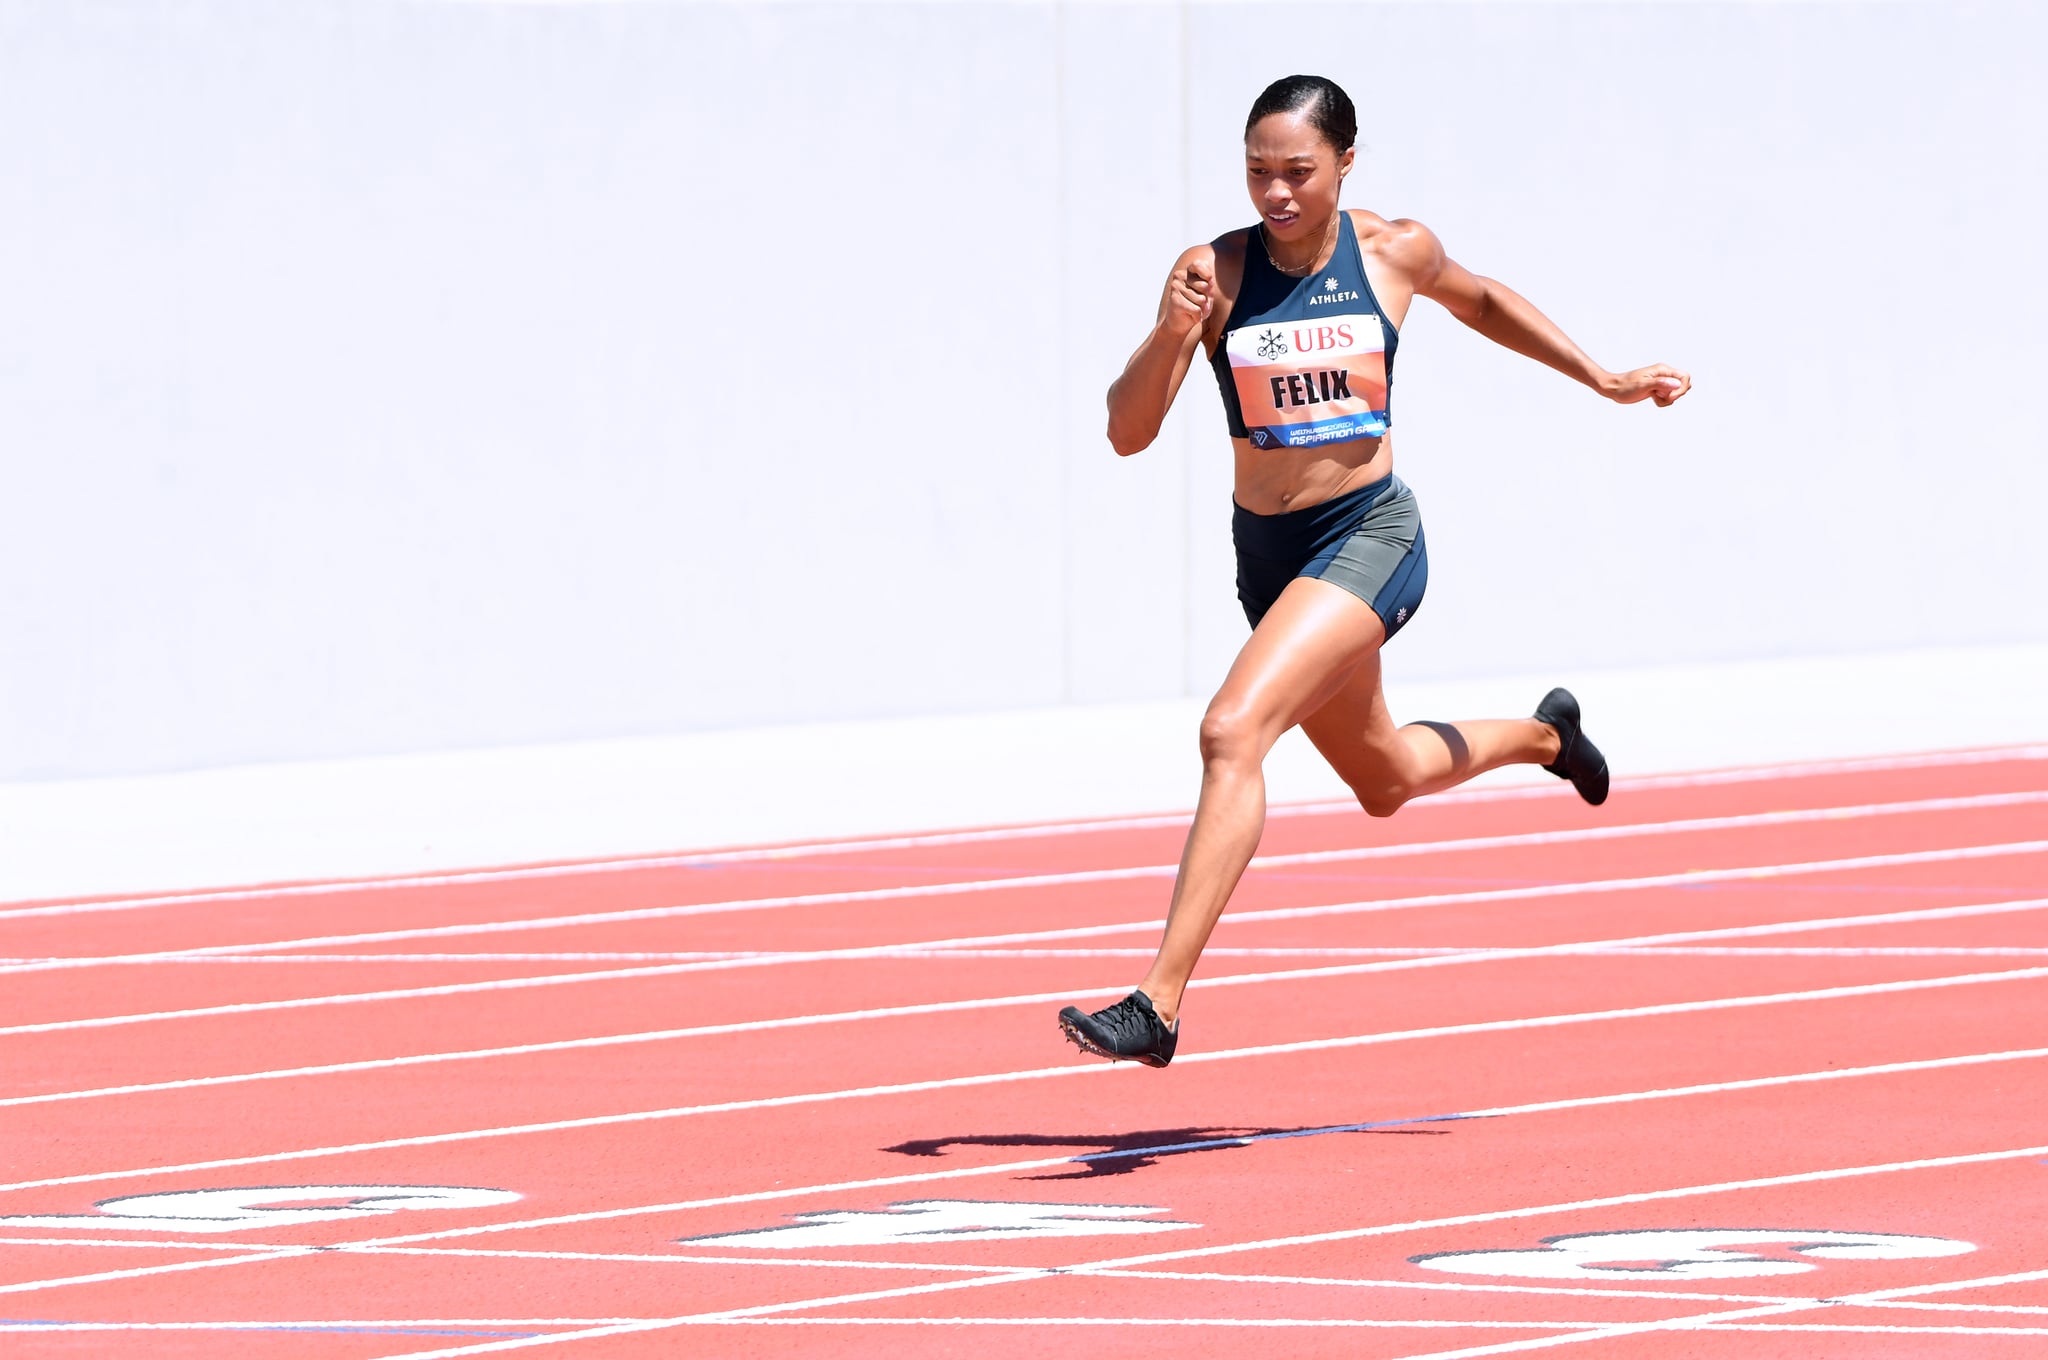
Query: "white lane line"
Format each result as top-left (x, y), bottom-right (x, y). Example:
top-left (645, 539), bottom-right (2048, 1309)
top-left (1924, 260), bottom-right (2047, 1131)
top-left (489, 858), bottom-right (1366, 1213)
top-left (32, 1228), bottom-right (2034, 1321)
top-left (1876, 1268), bottom-right (2048, 1302)
top-left (7, 792), bottom-right (2040, 977)
top-left (14, 745), bottom-right (2039, 922)
top-left (355, 1253), bottom-right (2037, 1318)
top-left (0, 1244), bottom-right (1024, 1324)
top-left (1379, 1266), bottom-right (2048, 1359)
top-left (367, 1247), bottom-right (1014, 1275)
top-left (0, 1236), bottom-right (1018, 1275)
top-left (6, 834), bottom-right (2044, 1017)
top-left (7, 952), bottom-right (783, 965)
top-left (1258, 789), bottom-right (2048, 873)
top-left (1522, 946), bottom-right (2048, 958)
top-left (333, 1041), bottom-right (2048, 1250)
top-left (0, 1319), bottom-right (639, 1333)
top-left (116, 1236), bottom-right (2048, 1322)
top-left (37, 940), bottom-right (2048, 966)
top-left (1163, 980), bottom-right (2048, 1081)
top-left (0, 1235), bottom-right (307, 1253)
top-left (710, 945), bottom-right (2048, 960)
top-left (1847, 1300), bottom-right (2048, 1317)
top-left (0, 959), bottom-right (781, 1034)
top-left (1103, 1268), bottom-right (2048, 1316)
top-left (13, 1234), bottom-right (2038, 1320)
top-left (11, 1230), bottom-right (2035, 1333)
top-left (8, 892), bottom-right (2045, 1101)
top-left (26, 991), bottom-right (2017, 1242)
top-left (0, 1248), bottom-right (312, 1298)
top-left (3, 1084), bottom-right (2041, 1333)
top-left (26, 939), bottom-right (2048, 970)
top-left (357, 1146), bottom-right (2048, 1358)
top-left (1167, 839), bottom-right (2048, 934)
top-left (756, 1153), bottom-right (2048, 1314)
top-left (6, 975), bottom-right (2046, 1200)
top-left (17, 938), bottom-right (2048, 968)
top-left (664, 1317), bottom-right (2048, 1334)
top-left (657, 1318), bottom-right (1618, 1330)
top-left (1715, 1323), bottom-right (2048, 1334)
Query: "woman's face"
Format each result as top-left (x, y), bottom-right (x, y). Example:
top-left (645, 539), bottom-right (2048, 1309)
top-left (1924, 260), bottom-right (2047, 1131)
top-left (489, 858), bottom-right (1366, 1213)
top-left (1244, 111), bottom-right (1353, 241)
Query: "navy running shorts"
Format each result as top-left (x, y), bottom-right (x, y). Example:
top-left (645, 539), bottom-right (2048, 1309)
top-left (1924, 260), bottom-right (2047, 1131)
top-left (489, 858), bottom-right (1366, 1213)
top-left (1231, 472), bottom-right (1429, 636)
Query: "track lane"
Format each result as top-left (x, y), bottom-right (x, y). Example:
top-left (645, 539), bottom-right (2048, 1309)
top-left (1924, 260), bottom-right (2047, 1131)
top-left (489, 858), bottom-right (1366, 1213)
top-left (324, 1146), bottom-right (2048, 1360)
top-left (9, 745), bottom-right (2042, 929)
top-left (4, 749), bottom-right (2041, 1359)
top-left (5, 877), bottom-right (2042, 1103)
top-left (3, 788), bottom-right (2039, 970)
top-left (2, 937), bottom-right (2043, 1188)
top-left (3, 970), bottom-right (2042, 1252)
top-left (5, 818), bottom-right (2043, 1044)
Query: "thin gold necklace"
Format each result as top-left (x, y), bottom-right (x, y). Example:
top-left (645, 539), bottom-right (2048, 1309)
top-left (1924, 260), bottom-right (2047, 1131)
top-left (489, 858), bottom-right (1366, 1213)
top-left (1261, 219), bottom-right (1338, 277)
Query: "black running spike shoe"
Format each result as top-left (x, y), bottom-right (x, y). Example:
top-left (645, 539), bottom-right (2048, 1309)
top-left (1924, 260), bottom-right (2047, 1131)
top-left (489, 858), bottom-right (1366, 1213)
top-left (1534, 687), bottom-right (1610, 806)
top-left (1058, 990), bottom-right (1178, 1068)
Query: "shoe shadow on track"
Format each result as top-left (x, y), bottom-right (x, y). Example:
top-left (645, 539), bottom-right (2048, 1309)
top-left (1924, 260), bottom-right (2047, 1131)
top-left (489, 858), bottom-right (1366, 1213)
top-left (882, 1122), bottom-right (1453, 1180)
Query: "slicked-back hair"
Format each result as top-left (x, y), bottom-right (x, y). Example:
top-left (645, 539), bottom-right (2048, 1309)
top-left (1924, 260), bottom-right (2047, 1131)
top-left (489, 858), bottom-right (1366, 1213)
top-left (1244, 74), bottom-right (1358, 154)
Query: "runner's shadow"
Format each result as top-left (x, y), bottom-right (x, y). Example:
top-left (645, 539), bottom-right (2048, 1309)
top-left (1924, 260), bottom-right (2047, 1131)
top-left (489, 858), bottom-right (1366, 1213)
top-left (883, 1120), bottom-right (1454, 1180)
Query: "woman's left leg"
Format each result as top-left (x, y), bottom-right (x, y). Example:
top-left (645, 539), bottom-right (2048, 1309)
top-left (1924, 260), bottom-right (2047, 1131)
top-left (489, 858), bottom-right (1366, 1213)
top-left (1297, 651), bottom-right (1562, 818)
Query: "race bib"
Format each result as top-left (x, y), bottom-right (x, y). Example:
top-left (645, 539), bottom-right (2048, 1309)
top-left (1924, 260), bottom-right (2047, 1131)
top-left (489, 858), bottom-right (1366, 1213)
top-left (1224, 312), bottom-right (1389, 449)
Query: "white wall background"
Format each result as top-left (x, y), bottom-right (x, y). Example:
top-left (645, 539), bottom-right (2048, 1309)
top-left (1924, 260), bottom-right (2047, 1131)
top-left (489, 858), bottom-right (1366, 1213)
top-left (2, 0), bottom-right (2043, 781)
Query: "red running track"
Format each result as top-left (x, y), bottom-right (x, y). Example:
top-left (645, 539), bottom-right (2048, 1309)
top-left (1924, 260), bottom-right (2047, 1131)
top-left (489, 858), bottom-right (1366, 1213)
top-left (1, 746), bottom-right (2046, 1359)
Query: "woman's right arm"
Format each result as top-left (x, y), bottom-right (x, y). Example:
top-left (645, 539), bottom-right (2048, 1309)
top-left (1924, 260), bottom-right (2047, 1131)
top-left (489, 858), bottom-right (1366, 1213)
top-left (1106, 246), bottom-right (1217, 456)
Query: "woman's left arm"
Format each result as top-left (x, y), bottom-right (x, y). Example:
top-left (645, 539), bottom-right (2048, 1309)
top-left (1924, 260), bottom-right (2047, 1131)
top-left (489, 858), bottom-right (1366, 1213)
top-left (1390, 218), bottom-right (1690, 407)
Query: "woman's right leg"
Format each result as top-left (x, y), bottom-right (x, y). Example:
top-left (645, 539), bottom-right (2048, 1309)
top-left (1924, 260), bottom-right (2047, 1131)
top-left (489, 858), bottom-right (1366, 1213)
top-left (1131, 608), bottom-right (1560, 1026)
top-left (1127, 576), bottom-right (1390, 1027)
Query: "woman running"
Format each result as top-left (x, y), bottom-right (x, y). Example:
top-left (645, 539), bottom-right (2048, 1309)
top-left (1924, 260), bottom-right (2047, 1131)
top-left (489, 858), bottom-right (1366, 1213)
top-left (1058, 74), bottom-right (1690, 1068)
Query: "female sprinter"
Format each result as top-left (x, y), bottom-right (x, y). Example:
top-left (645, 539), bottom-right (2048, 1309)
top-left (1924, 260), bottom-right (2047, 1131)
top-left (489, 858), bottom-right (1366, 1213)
top-left (1057, 74), bottom-right (1690, 1068)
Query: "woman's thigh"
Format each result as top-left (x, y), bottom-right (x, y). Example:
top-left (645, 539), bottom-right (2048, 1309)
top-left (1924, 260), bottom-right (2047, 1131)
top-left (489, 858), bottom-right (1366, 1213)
top-left (1207, 575), bottom-right (1388, 753)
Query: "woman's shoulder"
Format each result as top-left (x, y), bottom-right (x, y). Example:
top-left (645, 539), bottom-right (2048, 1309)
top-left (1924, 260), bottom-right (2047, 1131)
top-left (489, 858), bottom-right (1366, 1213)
top-left (1348, 209), bottom-right (1443, 268)
top-left (1169, 231), bottom-right (1249, 307)
top-left (1192, 228), bottom-right (1252, 267)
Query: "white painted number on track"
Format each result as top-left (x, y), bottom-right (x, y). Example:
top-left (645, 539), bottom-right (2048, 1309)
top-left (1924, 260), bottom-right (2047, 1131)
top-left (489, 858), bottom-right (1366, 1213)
top-left (682, 1199), bottom-right (1196, 1248)
top-left (0, 1184), bottom-right (521, 1234)
top-left (1412, 1228), bottom-right (1975, 1279)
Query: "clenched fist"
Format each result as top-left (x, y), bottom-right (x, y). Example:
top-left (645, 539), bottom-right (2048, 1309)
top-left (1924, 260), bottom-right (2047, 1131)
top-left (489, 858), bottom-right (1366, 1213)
top-left (1605, 364), bottom-right (1692, 407)
top-left (1165, 259), bottom-right (1215, 337)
